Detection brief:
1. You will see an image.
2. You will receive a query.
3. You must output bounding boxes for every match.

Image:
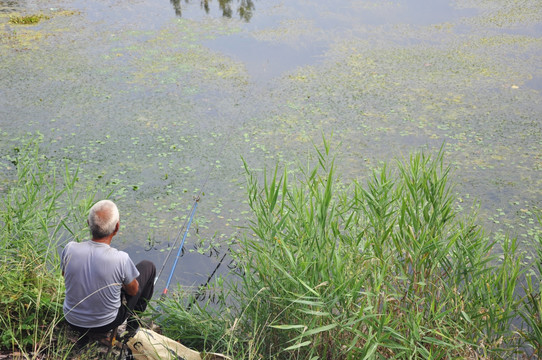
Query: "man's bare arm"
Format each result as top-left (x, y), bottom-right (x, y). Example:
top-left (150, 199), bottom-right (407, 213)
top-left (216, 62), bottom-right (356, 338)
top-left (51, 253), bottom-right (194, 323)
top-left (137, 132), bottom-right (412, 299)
top-left (123, 278), bottom-right (139, 296)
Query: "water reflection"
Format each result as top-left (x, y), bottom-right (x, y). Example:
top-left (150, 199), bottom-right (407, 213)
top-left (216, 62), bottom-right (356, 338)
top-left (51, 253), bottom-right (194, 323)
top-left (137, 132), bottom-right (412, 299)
top-left (170, 0), bottom-right (254, 22)
top-left (0, 0), bottom-right (26, 12)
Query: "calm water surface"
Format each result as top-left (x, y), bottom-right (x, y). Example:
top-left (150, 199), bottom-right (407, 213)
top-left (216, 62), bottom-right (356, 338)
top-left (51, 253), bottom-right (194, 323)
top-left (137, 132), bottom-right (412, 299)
top-left (1, 0), bottom-right (541, 294)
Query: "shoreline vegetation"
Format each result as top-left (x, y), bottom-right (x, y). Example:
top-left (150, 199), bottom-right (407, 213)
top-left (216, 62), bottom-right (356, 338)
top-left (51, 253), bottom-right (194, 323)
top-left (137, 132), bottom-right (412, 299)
top-left (1, 138), bottom-right (542, 359)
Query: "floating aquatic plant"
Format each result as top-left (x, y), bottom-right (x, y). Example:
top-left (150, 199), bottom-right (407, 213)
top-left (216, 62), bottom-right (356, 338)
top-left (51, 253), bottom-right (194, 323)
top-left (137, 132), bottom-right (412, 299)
top-left (8, 14), bottom-right (49, 25)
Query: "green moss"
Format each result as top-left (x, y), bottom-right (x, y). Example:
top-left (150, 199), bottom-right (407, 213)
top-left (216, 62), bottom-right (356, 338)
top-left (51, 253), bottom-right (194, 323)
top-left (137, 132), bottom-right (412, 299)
top-left (8, 14), bottom-right (49, 25)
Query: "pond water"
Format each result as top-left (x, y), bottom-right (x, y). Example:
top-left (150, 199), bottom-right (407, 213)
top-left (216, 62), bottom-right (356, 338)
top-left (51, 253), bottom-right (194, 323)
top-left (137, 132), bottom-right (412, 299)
top-left (1, 0), bottom-right (541, 295)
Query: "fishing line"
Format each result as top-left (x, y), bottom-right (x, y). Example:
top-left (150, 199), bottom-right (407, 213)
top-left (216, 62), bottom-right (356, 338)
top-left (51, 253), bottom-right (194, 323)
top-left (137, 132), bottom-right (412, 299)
top-left (184, 223), bottom-right (250, 310)
top-left (186, 246), bottom-right (229, 310)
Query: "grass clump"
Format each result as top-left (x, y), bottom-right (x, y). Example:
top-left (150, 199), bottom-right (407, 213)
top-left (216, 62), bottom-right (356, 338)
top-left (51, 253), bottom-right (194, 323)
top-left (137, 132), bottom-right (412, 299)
top-left (158, 140), bottom-right (527, 359)
top-left (0, 138), bottom-right (95, 358)
top-left (8, 14), bottom-right (49, 25)
top-left (518, 213), bottom-right (542, 357)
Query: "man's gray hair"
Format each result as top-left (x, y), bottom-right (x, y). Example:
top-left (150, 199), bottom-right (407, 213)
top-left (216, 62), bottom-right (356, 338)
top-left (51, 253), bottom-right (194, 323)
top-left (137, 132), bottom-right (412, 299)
top-left (88, 200), bottom-right (120, 239)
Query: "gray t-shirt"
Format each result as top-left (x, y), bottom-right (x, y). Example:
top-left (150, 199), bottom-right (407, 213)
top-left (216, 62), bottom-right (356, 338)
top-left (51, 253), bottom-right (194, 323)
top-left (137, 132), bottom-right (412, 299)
top-left (61, 240), bottom-right (140, 328)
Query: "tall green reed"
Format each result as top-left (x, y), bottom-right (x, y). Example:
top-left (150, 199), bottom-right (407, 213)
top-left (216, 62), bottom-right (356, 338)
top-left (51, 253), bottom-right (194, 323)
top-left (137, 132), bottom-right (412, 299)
top-left (158, 141), bottom-right (527, 359)
top-left (0, 138), bottom-right (96, 358)
top-left (519, 212), bottom-right (542, 358)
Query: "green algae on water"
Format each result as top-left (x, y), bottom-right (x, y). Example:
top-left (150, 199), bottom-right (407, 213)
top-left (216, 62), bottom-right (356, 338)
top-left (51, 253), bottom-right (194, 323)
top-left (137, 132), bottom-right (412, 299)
top-left (8, 14), bottom-right (49, 25)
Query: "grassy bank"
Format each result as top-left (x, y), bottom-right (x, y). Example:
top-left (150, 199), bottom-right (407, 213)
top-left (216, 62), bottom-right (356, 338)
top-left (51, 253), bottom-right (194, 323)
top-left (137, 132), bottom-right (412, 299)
top-left (1, 139), bottom-right (541, 359)
top-left (0, 138), bottom-right (99, 358)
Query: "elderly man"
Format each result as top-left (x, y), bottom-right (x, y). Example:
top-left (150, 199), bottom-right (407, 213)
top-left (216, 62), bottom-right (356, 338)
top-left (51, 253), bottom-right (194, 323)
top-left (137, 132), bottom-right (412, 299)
top-left (62, 199), bottom-right (156, 335)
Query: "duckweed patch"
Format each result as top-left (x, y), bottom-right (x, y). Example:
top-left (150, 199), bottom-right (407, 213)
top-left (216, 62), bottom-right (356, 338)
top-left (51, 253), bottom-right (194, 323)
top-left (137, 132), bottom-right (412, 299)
top-left (0, 10), bottom-right (81, 50)
top-left (0, 27), bottom-right (47, 48)
top-left (252, 18), bottom-right (320, 44)
top-left (8, 13), bottom-right (49, 25)
top-left (456, 0), bottom-right (542, 27)
top-left (93, 17), bottom-right (247, 91)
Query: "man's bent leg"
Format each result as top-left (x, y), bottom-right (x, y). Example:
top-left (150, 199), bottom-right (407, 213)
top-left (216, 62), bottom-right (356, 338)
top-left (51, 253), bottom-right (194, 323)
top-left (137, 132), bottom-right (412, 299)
top-left (125, 260), bottom-right (156, 329)
top-left (72, 305), bottom-right (129, 334)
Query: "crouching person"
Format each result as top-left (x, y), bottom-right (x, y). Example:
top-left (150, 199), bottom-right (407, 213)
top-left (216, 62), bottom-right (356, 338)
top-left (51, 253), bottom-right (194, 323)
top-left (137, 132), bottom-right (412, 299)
top-left (61, 200), bottom-right (156, 336)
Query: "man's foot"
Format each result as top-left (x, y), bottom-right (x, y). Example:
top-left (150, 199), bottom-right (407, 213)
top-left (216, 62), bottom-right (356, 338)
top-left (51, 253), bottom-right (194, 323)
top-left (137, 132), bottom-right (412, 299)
top-left (74, 333), bottom-right (90, 350)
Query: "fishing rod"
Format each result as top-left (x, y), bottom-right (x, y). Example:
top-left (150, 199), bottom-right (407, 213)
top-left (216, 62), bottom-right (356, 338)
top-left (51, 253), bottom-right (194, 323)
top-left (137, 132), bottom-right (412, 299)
top-left (154, 116), bottom-right (247, 299)
top-left (159, 195), bottom-right (199, 298)
top-left (154, 160), bottom-right (213, 297)
top-left (155, 195), bottom-right (197, 286)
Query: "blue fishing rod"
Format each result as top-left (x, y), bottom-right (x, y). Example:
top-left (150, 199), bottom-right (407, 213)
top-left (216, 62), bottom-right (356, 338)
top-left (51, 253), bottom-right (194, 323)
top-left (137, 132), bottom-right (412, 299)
top-left (158, 195), bottom-right (200, 298)
top-left (154, 123), bottom-right (235, 299)
top-left (153, 143), bottom-right (215, 295)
